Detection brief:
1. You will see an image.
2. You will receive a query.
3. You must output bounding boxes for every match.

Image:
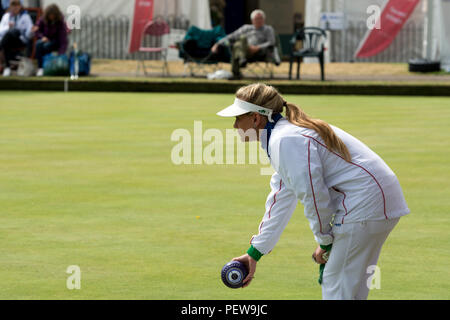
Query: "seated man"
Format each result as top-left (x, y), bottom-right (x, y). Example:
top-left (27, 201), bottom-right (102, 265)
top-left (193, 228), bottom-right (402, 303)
top-left (211, 9), bottom-right (279, 79)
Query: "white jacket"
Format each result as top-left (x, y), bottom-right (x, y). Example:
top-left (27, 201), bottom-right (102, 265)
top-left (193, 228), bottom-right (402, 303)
top-left (0, 11), bottom-right (33, 44)
top-left (250, 118), bottom-right (410, 254)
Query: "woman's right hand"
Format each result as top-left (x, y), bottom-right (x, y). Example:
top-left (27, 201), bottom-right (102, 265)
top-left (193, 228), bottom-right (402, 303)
top-left (31, 25), bottom-right (39, 33)
top-left (232, 253), bottom-right (257, 288)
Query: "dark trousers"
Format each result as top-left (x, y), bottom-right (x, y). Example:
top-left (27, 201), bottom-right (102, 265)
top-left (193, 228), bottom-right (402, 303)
top-left (35, 39), bottom-right (58, 68)
top-left (231, 36), bottom-right (268, 76)
top-left (0, 29), bottom-right (27, 67)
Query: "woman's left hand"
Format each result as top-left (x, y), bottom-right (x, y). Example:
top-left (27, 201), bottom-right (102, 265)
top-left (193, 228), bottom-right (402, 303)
top-left (312, 245), bottom-right (328, 264)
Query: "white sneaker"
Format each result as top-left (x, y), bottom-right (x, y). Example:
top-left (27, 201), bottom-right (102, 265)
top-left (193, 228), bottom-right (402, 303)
top-left (36, 68), bottom-right (44, 76)
top-left (2, 67), bottom-right (11, 77)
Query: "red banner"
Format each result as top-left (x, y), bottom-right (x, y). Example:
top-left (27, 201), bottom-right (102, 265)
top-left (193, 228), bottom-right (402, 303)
top-left (355, 0), bottom-right (420, 58)
top-left (128, 0), bottom-right (154, 53)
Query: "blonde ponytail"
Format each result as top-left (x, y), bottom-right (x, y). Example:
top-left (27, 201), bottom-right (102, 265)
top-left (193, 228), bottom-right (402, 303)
top-left (285, 102), bottom-right (352, 162)
top-left (236, 83), bottom-right (352, 162)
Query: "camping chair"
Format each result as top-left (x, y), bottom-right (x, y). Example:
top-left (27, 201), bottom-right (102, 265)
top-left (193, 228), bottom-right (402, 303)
top-left (178, 25), bottom-right (230, 77)
top-left (136, 17), bottom-right (170, 77)
top-left (289, 27), bottom-right (326, 81)
top-left (25, 7), bottom-right (43, 58)
top-left (244, 33), bottom-right (282, 79)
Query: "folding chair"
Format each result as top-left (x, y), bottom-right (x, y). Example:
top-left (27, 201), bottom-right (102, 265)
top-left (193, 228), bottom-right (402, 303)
top-left (24, 7), bottom-right (43, 58)
top-left (178, 25), bottom-right (230, 77)
top-left (136, 17), bottom-right (170, 76)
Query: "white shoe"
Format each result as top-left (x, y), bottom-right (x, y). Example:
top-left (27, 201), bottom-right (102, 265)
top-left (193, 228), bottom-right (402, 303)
top-left (2, 67), bottom-right (11, 77)
top-left (36, 68), bottom-right (44, 76)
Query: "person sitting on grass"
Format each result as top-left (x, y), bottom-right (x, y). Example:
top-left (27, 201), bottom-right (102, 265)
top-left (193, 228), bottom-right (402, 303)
top-left (0, 0), bottom-right (33, 77)
top-left (210, 9), bottom-right (279, 80)
top-left (31, 3), bottom-right (68, 77)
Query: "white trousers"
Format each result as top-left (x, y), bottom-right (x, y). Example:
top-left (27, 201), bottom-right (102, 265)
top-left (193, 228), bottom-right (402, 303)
top-left (321, 217), bottom-right (400, 300)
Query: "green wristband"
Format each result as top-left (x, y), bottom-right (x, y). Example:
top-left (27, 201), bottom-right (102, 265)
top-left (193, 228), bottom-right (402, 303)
top-left (247, 245), bottom-right (264, 261)
top-left (320, 244), bottom-right (332, 251)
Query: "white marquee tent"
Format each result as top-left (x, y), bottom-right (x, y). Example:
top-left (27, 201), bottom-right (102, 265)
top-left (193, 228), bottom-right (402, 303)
top-left (304, 0), bottom-right (449, 70)
top-left (40, 0), bottom-right (211, 29)
top-left (37, 0), bottom-right (211, 60)
top-left (23, 0), bottom-right (449, 69)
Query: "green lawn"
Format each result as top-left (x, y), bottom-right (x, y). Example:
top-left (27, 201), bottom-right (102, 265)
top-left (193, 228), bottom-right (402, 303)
top-left (0, 91), bottom-right (449, 299)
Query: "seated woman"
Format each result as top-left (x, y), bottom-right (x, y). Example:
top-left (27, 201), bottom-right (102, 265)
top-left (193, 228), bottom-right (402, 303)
top-left (0, 0), bottom-right (33, 76)
top-left (31, 3), bottom-right (67, 76)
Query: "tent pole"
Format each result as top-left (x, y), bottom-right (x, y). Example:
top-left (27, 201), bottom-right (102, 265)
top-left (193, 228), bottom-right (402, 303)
top-left (425, 0), bottom-right (434, 60)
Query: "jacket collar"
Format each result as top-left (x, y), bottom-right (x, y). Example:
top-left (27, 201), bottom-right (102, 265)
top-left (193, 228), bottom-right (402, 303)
top-left (261, 113), bottom-right (283, 158)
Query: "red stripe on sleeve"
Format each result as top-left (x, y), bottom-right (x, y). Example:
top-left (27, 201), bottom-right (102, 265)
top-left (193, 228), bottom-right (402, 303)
top-left (268, 180), bottom-right (283, 219)
top-left (307, 139), bottom-right (323, 233)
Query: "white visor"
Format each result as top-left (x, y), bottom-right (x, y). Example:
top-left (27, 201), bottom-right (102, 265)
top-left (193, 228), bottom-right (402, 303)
top-left (217, 98), bottom-right (275, 122)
